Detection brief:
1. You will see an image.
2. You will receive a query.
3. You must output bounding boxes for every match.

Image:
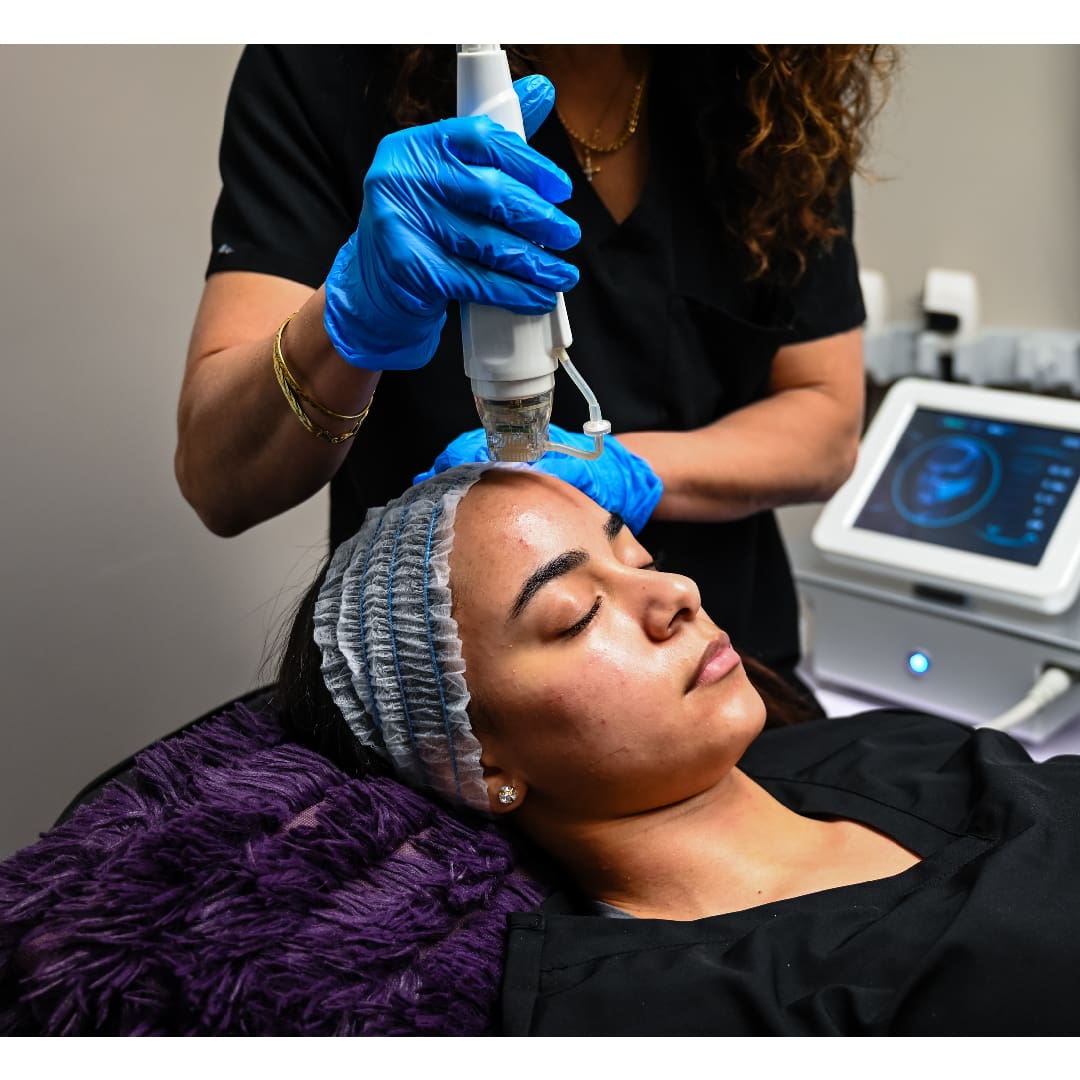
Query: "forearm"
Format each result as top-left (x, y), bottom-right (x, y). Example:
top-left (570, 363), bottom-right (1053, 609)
top-left (619, 391), bottom-right (858, 522)
top-left (176, 281), bottom-right (379, 536)
top-left (618, 331), bottom-right (865, 523)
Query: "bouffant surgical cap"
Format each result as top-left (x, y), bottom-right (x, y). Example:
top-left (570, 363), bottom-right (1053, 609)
top-left (314, 464), bottom-right (495, 812)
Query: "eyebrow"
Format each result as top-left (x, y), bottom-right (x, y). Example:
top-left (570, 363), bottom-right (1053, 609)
top-left (509, 511), bottom-right (625, 620)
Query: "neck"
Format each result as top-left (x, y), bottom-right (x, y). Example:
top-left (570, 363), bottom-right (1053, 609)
top-left (536, 44), bottom-right (652, 216)
top-left (537, 45), bottom-right (648, 84)
top-left (524, 770), bottom-right (842, 920)
top-left (536, 46), bottom-right (650, 116)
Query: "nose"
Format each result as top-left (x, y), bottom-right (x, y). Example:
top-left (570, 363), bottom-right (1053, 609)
top-left (641, 569), bottom-right (702, 640)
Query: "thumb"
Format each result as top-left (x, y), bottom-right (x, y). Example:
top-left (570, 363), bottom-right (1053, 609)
top-left (513, 75), bottom-right (556, 140)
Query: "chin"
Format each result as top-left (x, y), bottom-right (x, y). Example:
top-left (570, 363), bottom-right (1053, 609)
top-left (722, 673), bottom-right (768, 742)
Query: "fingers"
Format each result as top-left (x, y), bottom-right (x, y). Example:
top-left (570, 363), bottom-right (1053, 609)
top-left (372, 164), bottom-right (580, 300)
top-left (438, 257), bottom-right (564, 315)
top-left (440, 163), bottom-right (580, 252)
top-left (418, 199), bottom-right (578, 291)
top-left (513, 75), bottom-right (555, 140)
top-left (392, 230), bottom-right (568, 315)
top-left (439, 117), bottom-right (574, 205)
top-left (414, 428), bottom-right (496, 484)
top-left (369, 119), bottom-right (579, 250)
top-left (362, 114), bottom-right (582, 315)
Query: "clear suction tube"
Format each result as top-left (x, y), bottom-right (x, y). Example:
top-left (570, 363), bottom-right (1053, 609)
top-left (544, 349), bottom-right (611, 460)
top-left (472, 351), bottom-right (611, 463)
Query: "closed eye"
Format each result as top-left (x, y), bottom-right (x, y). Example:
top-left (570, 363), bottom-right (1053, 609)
top-left (561, 597), bottom-right (602, 638)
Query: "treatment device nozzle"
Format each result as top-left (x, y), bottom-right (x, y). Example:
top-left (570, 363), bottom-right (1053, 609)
top-left (474, 391), bottom-right (554, 463)
top-left (473, 349), bottom-right (613, 463)
top-left (457, 43), bottom-right (611, 465)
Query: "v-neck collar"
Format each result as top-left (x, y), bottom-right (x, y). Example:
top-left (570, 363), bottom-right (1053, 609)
top-left (531, 92), bottom-right (659, 247)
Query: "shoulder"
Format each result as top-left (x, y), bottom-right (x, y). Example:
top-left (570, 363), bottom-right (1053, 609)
top-left (229, 45), bottom-right (384, 93)
top-left (741, 708), bottom-right (982, 776)
top-left (224, 45), bottom-right (390, 135)
top-left (777, 179), bottom-right (865, 341)
top-left (741, 709), bottom-right (1000, 820)
top-left (740, 709), bottom-right (1072, 838)
top-left (210, 45), bottom-right (395, 283)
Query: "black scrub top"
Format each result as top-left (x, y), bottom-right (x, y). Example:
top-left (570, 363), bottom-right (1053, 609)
top-left (207, 46), bottom-right (866, 674)
top-left (501, 710), bottom-right (1080, 1036)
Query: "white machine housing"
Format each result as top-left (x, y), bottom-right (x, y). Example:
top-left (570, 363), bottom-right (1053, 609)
top-left (813, 378), bottom-right (1080, 615)
top-left (786, 500), bottom-right (1080, 743)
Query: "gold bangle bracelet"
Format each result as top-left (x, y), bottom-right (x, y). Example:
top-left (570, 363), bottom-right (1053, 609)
top-left (273, 313), bottom-right (374, 444)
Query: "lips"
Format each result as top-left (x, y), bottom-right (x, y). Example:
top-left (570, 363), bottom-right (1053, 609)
top-left (692, 633), bottom-right (740, 689)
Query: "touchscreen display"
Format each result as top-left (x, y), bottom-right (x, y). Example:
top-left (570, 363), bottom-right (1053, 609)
top-left (853, 407), bottom-right (1080, 566)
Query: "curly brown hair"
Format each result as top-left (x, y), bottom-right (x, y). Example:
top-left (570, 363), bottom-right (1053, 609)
top-left (369, 45), bottom-right (895, 282)
top-left (740, 45), bottom-right (895, 277)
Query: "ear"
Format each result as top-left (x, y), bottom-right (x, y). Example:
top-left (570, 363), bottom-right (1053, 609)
top-left (489, 780), bottom-right (525, 815)
top-left (482, 763), bottom-right (526, 815)
top-left (478, 723), bottom-right (525, 814)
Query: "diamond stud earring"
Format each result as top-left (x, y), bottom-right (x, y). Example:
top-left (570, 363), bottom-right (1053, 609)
top-left (497, 784), bottom-right (518, 806)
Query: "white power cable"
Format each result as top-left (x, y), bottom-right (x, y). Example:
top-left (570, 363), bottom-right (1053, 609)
top-left (982, 667), bottom-right (1075, 733)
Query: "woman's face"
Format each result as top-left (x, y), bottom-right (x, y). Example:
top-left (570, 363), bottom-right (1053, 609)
top-left (450, 470), bottom-right (766, 822)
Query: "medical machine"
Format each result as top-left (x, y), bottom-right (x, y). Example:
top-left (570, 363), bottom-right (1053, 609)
top-left (456, 44), bottom-right (611, 464)
top-left (788, 377), bottom-right (1080, 742)
top-left (916, 268), bottom-right (980, 382)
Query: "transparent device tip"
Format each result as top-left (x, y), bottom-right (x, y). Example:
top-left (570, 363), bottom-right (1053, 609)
top-left (475, 391), bottom-right (553, 463)
top-left (473, 349), bottom-right (611, 464)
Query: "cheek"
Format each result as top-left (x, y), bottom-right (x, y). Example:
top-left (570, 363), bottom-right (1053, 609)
top-left (478, 652), bottom-right (609, 748)
top-left (469, 622), bottom-right (677, 755)
top-left (533, 645), bottom-right (667, 743)
top-left (575, 658), bottom-right (649, 732)
top-left (581, 632), bottom-right (675, 699)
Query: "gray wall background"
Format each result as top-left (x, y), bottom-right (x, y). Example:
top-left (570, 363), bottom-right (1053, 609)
top-left (854, 45), bottom-right (1080, 328)
top-left (1, 45), bottom-right (1077, 857)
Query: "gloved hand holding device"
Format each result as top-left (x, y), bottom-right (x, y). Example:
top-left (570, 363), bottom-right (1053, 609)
top-left (324, 75), bottom-right (580, 371)
top-left (414, 425), bottom-right (664, 535)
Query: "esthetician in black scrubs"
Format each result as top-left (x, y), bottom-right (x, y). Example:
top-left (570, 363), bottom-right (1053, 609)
top-left (176, 45), bottom-right (891, 687)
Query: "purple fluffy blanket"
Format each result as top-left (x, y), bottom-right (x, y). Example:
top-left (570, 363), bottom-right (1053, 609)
top-left (0, 701), bottom-right (545, 1035)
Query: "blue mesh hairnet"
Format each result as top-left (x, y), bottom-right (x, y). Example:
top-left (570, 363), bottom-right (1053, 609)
top-left (314, 464), bottom-right (495, 811)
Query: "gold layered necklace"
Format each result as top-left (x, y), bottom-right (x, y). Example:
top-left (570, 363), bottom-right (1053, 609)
top-left (556, 69), bottom-right (649, 182)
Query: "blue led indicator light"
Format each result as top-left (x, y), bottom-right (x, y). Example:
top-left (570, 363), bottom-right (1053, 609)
top-left (907, 651), bottom-right (931, 676)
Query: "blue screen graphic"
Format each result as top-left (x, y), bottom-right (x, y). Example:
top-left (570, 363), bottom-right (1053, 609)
top-left (854, 408), bottom-right (1080, 566)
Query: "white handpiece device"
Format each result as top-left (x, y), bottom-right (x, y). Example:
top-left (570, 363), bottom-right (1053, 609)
top-left (456, 44), bottom-right (610, 462)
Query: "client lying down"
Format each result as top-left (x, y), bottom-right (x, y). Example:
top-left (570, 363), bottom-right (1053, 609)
top-left (4, 464), bottom-right (1080, 1034)
top-left (281, 463), bottom-right (1080, 1035)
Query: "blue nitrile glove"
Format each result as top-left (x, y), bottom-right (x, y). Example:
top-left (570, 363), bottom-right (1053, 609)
top-left (324, 75), bottom-right (580, 371)
top-left (413, 425), bottom-right (664, 535)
